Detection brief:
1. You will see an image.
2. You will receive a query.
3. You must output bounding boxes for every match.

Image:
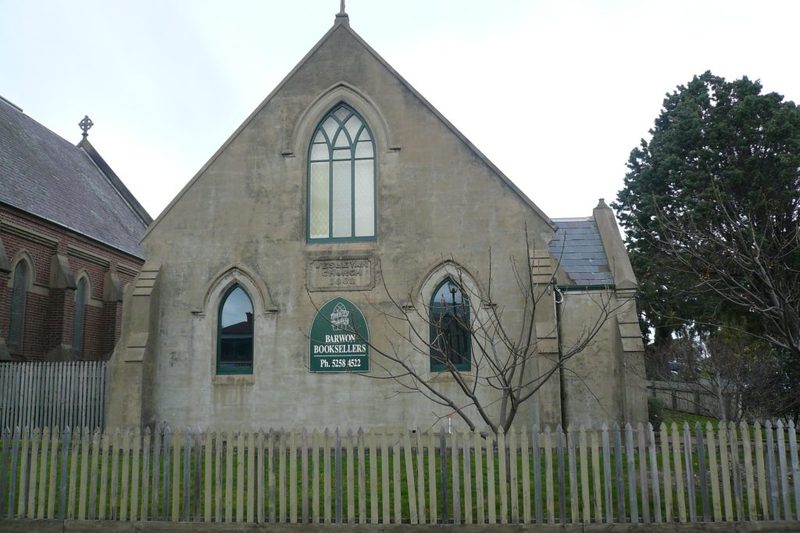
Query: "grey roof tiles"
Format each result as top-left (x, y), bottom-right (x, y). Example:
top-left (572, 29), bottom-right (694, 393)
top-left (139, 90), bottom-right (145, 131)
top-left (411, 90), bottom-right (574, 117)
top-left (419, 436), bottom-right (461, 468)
top-left (0, 99), bottom-right (150, 258)
top-left (549, 217), bottom-right (614, 286)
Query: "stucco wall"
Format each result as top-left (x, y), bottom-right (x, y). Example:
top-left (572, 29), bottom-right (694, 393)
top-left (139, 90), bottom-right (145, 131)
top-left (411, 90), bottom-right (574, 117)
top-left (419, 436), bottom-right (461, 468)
top-left (107, 22), bottom-right (645, 432)
top-left (558, 290), bottom-right (646, 429)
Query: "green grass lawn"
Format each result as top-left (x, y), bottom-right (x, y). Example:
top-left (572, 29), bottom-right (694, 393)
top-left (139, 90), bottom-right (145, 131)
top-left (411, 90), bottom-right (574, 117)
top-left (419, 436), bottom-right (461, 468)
top-left (2, 422), bottom-right (796, 524)
top-left (663, 410), bottom-right (719, 428)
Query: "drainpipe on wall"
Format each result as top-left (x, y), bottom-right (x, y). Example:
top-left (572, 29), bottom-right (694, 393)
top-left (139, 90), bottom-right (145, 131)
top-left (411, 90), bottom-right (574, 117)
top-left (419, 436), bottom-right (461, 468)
top-left (553, 283), bottom-right (567, 430)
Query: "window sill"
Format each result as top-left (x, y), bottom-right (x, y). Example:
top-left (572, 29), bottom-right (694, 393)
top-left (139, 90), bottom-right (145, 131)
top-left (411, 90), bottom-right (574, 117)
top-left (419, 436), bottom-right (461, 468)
top-left (429, 371), bottom-right (474, 384)
top-left (212, 375), bottom-right (255, 386)
top-left (304, 241), bottom-right (378, 254)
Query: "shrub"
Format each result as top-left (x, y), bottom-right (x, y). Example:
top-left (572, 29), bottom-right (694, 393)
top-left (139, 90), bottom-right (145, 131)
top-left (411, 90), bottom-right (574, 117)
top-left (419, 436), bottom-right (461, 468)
top-left (648, 396), bottom-right (665, 427)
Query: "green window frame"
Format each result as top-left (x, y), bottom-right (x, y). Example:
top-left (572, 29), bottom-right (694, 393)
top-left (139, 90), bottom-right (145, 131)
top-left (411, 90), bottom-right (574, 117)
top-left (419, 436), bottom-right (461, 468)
top-left (8, 260), bottom-right (29, 353)
top-left (217, 284), bottom-right (254, 375)
top-left (307, 103), bottom-right (376, 242)
top-left (429, 278), bottom-right (471, 372)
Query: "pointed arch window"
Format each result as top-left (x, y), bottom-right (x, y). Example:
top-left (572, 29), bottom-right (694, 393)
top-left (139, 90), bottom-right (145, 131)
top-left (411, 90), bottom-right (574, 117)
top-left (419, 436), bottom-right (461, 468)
top-left (8, 260), bottom-right (29, 353)
top-left (429, 279), bottom-right (471, 371)
top-left (217, 285), bottom-right (254, 374)
top-left (308, 103), bottom-right (376, 241)
top-left (72, 277), bottom-right (88, 358)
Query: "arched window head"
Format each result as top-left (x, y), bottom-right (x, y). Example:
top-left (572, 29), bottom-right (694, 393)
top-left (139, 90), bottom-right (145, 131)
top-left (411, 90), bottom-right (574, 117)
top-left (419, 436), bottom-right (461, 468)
top-left (308, 103), bottom-right (376, 242)
top-left (72, 277), bottom-right (88, 358)
top-left (8, 260), bottom-right (30, 352)
top-left (217, 284), bottom-right (254, 374)
top-left (429, 279), bottom-right (471, 371)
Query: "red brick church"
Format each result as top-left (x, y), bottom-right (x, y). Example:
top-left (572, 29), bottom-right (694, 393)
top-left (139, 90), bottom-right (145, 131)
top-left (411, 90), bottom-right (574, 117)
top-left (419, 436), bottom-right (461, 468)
top-left (0, 95), bottom-right (150, 361)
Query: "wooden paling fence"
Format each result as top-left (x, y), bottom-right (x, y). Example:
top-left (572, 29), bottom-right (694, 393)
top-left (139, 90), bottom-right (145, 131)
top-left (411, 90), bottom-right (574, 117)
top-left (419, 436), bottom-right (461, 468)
top-left (0, 362), bottom-right (106, 431)
top-left (0, 421), bottom-right (799, 525)
top-left (647, 379), bottom-right (734, 419)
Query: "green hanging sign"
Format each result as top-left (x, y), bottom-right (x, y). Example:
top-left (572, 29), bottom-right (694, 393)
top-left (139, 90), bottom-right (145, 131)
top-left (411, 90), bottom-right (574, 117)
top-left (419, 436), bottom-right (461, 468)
top-left (309, 297), bottom-right (370, 372)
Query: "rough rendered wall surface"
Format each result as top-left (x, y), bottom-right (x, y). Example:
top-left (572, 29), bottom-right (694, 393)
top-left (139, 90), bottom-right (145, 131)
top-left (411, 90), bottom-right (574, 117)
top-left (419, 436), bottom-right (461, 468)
top-left (558, 290), bottom-right (646, 429)
top-left (108, 21), bottom-right (646, 431)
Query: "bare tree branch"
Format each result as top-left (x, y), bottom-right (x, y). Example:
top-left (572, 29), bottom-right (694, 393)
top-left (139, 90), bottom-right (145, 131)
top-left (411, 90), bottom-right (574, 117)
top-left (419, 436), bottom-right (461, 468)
top-left (309, 229), bottom-right (629, 432)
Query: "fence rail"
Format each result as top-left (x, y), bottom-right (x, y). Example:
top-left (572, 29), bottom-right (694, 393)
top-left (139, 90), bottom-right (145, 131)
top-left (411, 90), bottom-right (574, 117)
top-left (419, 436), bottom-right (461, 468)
top-left (1, 421), bottom-right (799, 525)
top-left (647, 379), bottom-right (734, 419)
top-left (0, 362), bottom-right (106, 431)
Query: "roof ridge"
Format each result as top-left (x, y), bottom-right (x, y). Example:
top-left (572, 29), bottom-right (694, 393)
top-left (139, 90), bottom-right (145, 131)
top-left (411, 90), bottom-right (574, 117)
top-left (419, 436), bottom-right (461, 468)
top-left (78, 138), bottom-right (153, 226)
top-left (0, 95), bottom-right (23, 112)
top-left (552, 216), bottom-right (593, 222)
top-left (0, 100), bottom-right (148, 258)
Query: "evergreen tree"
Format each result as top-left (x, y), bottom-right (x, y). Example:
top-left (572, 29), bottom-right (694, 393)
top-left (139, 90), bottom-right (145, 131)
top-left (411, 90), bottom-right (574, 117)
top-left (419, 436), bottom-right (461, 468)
top-left (613, 72), bottom-right (800, 360)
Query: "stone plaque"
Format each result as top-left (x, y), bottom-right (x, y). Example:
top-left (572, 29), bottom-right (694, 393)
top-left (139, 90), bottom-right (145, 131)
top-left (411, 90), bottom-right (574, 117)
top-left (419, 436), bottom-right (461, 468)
top-left (308, 258), bottom-right (373, 291)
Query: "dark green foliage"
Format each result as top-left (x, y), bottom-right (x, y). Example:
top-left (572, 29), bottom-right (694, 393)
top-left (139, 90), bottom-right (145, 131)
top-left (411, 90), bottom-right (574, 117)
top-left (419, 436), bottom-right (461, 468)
top-left (613, 71), bottom-right (800, 357)
top-left (648, 396), bottom-right (665, 427)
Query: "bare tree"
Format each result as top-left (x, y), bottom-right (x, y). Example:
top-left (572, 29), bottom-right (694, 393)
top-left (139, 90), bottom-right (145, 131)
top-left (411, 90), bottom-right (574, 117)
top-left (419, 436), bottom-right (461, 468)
top-left (646, 323), bottom-right (800, 422)
top-left (311, 231), bottom-right (628, 433)
top-left (693, 333), bottom-right (797, 422)
top-left (646, 334), bottom-right (739, 421)
top-left (654, 190), bottom-right (800, 359)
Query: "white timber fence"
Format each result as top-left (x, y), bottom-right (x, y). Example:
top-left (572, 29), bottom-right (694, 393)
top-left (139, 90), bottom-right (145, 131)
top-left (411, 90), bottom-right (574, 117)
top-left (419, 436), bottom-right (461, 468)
top-left (0, 362), bottom-right (106, 431)
top-left (0, 422), bottom-right (799, 525)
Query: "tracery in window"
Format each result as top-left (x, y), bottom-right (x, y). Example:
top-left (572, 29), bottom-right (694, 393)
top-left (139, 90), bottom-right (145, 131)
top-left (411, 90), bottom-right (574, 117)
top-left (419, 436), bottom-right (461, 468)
top-left (308, 103), bottom-right (375, 241)
top-left (429, 278), bottom-right (471, 371)
top-left (8, 260), bottom-right (29, 352)
top-left (217, 284), bottom-right (254, 374)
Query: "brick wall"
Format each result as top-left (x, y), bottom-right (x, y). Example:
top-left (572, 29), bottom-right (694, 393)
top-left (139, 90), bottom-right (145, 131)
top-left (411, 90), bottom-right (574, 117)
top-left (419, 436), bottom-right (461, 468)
top-left (1, 206), bottom-right (144, 361)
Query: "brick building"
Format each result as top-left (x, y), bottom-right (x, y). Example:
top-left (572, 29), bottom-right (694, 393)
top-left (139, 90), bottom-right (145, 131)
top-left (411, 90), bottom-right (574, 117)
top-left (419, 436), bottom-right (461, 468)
top-left (0, 96), bottom-right (151, 361)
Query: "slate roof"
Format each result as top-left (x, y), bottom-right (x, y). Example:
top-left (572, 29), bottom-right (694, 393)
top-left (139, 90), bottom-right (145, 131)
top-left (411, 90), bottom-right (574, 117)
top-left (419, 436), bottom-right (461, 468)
top-left (0, 98), bottom-right (151, 258)
top-left (549, 217), bottom-right (614, 286)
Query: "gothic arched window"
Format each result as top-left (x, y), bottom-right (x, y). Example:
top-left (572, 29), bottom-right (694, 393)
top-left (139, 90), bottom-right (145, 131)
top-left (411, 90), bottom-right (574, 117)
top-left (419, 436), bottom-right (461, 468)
top-left (217, 284), bottom-right (254, 374)
top-left (72, 277), bottom-right (88, 358)
top-left (429, 279), bottom-right (471, 371)
top-left (308, 103), bottom-right (376, 242)
top-left (8, 260), bottom-right (30, 353)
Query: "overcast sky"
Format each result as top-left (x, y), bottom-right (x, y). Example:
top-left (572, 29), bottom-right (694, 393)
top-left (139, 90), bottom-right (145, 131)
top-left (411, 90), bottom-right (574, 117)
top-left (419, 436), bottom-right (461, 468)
top-left (2, 0), bottom-right (799, 220)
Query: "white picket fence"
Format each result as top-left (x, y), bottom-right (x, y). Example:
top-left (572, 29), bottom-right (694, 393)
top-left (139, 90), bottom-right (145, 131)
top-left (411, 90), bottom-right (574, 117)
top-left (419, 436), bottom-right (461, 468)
top-left (0, 362), bottom-right (106, 431)
top-left (1, 421), bottom-right (798, 525)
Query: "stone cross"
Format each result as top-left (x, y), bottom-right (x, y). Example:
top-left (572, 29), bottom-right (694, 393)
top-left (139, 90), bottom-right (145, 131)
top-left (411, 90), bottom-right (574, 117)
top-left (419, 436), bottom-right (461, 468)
top-left (79, 115), bottom-right (94, 138)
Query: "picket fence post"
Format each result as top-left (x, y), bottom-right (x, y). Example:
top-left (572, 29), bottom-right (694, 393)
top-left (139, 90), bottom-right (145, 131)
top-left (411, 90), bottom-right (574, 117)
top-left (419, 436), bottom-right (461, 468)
top-left (1, 420), bottom-right (799, 527)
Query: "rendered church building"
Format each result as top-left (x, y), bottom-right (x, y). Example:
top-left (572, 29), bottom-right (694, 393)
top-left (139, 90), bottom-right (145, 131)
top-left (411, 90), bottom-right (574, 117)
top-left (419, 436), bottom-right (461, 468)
top-left (107, 9), bottom-right (646, 431)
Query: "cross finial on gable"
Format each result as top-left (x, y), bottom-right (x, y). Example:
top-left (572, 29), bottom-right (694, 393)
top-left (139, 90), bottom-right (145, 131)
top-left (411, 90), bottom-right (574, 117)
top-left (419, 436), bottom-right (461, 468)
top-left (79, 115), bottom-right (94, 139)
top-left (334, 0), bottom-right (349, 26)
